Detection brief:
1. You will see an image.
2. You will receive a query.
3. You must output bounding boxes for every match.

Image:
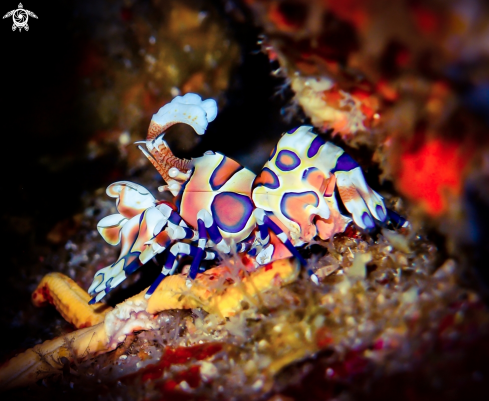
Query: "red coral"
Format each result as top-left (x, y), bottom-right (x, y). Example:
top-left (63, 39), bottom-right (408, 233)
top-left (397, 135), bottom-right (473, 216)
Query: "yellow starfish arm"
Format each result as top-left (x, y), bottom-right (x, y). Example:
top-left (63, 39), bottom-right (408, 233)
top-left (32, 272), bottom-right (112, 329)
top-left (146, 258), bottom-right (299, 317)
top-left (0, 259), bottom-right (299, 391)
top-left (0, 323), bottom-right (108, 391)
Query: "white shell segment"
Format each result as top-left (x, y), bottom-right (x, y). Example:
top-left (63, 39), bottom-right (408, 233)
top-left (106, 181), bottom-right (156, 219)
top-left (88, 258), bottom-right (125, 295)
top-left (151, 93), bottom-right (218, 135)
top-left (131, 206), bottom-right (167, 252)
top-left (97, 214), bottom-right (128, 246)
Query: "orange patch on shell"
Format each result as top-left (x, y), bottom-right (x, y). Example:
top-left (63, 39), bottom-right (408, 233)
top-left (324, 175), bottom-right (336, 197)
top-left (337, 186), bottom-right (359, 203)
top-left (99, 225), bottom-right (122, 246)
top-left (210, 157), bottom-right (243, 190)
top-left (253, 168), bottom-right (280, 189)
top-left (305, 169), bottom-right (327, 193)
top-left (281, 191), bottom-right (319, 240)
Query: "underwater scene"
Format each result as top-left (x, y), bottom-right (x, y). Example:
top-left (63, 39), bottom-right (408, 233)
top-left (2, 0), bottom-right (489, 400)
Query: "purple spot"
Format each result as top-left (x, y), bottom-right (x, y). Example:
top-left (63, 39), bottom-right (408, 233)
top-left (307, 135), bottom-right (326, 158)
top-left (211, 192), bottom-right (253, 233)
top-left (302, 167), bottom-right (319, 181)
top-left (253, 167), bottom-right (280, 190)
top-left (280, 191), bottom-right (319, 224)
top-left (375, 205), bottom-right (386, 221)
top-left (332, 153), bottom-right (358, 172)
top-left (276, 149), bottom-right (301, 171)
top-left (287, 127), bottom-right (299, 134)
top-left (362, 212), bottom-right (375, 229)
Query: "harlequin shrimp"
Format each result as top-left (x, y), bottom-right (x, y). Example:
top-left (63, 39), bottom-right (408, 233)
top-left (88, 93), bottom-right (406, 304)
